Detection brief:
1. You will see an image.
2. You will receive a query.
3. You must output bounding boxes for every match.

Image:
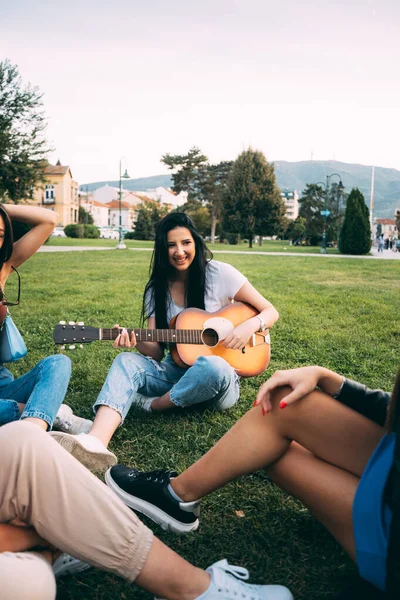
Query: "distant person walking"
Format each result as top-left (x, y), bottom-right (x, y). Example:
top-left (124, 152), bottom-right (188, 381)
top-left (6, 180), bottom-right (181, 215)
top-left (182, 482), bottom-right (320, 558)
top-left (378, 235), bottom-right (385, 253)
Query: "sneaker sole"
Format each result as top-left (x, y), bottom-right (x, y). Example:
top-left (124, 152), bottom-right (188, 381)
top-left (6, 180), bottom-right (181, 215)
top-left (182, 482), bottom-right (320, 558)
top-left (50, 432), bottom-right (117, 472)
top-left (105, 469), bottom-right (199, 534)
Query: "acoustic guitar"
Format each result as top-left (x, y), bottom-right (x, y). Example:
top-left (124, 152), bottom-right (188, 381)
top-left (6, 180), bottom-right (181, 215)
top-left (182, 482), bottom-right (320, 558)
top-left (53, 302), bottom-right (271, 377)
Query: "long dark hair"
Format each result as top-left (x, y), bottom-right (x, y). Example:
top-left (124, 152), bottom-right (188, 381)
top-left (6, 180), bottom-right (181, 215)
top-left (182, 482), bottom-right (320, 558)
top-left (0, 205), bottom-right (14, 268)
top-left (141, 212), bottom-right (213, 331)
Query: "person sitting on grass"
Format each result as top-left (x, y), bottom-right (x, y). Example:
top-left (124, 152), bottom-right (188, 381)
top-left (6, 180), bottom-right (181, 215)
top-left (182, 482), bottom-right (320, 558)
top-left (0, 419), bottom-right (293, 600)
top-left (105, 365), bottom-right (400, 597)
top-left (0, 204), bottom-right (91, 436)
top-left (51, 212), bottom-right (278, 472)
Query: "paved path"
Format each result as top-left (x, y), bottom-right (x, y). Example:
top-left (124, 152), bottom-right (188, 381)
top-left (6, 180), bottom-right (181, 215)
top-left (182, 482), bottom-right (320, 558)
top-left (38, 246), bottom-right (400, 260)
top-left (39, 246), bottom-right (113, 252)
top-left (128, 247), bottom-right (400, 260)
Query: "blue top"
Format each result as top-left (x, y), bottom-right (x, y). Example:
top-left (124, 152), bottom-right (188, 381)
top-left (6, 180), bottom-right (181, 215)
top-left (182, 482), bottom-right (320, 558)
top-left (353, 432), bottom-right (396, 591)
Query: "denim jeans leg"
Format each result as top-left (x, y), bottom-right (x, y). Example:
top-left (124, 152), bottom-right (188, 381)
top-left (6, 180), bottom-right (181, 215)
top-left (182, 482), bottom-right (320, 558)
top-left (169, 355), bottom-right (240, 410)
top-left (0, 399), bottom-right (20, 425)
top-left (0, 355), bottom-right (71, 429)
top-left (93, 352), bottom-right (186, 424)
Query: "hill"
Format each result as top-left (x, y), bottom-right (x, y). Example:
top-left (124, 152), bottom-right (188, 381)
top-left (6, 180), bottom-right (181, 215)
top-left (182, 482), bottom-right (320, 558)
top-left (81, 160), bottom-right (400, 218)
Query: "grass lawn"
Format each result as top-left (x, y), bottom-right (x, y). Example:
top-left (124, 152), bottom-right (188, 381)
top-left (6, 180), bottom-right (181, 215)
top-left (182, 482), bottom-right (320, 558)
top-left (46, 236), bottom-right (341, 254)
top-left (10, 249), bottom-right (399, 600)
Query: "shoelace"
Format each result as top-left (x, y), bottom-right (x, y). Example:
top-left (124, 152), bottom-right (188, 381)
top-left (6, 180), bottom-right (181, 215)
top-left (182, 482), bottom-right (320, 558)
top-left (127, 469), bottom-right (178, 484)
top-left (211, 561), bottom-right (262, 600)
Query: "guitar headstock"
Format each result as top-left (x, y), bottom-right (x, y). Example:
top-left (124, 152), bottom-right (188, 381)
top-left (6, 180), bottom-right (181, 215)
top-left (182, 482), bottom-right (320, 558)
top-left (53, 321), bottom-right (100, 345)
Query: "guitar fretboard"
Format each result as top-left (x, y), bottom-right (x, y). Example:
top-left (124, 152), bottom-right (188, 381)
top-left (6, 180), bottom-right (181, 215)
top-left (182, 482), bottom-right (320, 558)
top-left (101, 328), bottom-right (206, 345)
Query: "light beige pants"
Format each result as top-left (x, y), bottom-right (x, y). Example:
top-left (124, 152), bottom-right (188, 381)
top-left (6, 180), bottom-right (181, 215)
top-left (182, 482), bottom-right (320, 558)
top-left (0, 421), bottom-right (153, 600)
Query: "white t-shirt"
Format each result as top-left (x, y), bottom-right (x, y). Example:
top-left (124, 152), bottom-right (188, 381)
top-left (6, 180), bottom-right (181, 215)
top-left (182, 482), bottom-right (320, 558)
top-left (145, 260), bottom-right (248, 324)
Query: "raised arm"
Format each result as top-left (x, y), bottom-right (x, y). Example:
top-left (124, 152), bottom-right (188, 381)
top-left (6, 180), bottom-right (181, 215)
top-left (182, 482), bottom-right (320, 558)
top-left (2, 205), bottom-right (58, 275)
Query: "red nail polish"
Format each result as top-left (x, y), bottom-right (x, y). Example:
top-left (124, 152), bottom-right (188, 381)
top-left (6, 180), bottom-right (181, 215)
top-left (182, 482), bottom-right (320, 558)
top-left (253, 399), bottom-right (258, 407)
top-left (261, 407), bottom-right (266, 416)
top-left (280, 401), bottom-right (287, 409)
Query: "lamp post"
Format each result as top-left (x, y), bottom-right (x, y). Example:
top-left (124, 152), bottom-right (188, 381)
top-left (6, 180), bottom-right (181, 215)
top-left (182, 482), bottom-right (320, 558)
top-left (319, 173), bottom-right (344, 253)
top-left (116, 159), bottom-right (130, 250)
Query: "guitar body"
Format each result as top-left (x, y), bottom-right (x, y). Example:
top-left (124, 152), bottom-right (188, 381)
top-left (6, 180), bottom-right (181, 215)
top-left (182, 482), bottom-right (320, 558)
top-left (169, 303), bottom-right (270, 377)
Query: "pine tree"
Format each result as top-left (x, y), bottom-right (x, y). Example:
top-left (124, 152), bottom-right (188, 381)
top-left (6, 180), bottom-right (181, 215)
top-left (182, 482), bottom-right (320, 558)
top-left (339, 188), bottom-right (371, 255)
top-left (133, 206), bottom-right (153, 240)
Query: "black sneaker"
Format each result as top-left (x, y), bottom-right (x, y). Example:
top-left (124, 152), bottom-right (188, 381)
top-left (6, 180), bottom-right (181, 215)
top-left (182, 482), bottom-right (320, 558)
top-left (105, 465), bottom-right (200, 534)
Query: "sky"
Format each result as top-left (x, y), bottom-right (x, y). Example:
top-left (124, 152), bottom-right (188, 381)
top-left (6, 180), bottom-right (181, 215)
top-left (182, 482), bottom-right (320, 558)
top-left (1, 0), bottom-right (400, 184)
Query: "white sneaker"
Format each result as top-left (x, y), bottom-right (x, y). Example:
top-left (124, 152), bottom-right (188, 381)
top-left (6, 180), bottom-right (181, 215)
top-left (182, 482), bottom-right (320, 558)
top-left (53, 553), bottom-right (90, 577)
top-left (156, 559), bottom-right (293, 600)
top-left (54, 405), bottom-right (93, 435)
top-left (50, 431), bottom-right (117, 472)
top-left (133, 393), bottom-right (157, 412)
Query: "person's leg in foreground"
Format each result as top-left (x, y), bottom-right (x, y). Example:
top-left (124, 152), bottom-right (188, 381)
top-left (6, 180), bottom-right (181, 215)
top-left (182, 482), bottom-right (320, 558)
top-left (0, 354), bottom-right (90, 433)
top-left (106, 383), bottom-right (384, 560)
top-left (0, 421), bottom-right (292, 600)
top-left (50, 353), bottom-right (239, 471)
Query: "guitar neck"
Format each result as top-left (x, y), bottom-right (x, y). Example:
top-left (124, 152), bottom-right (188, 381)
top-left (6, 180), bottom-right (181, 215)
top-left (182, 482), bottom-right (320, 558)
top-left (100, 328), bottom-right (203, 345)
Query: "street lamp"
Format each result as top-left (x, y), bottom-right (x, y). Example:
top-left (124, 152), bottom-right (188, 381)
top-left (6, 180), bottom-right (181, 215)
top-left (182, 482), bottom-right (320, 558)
top-left (318, 173), bottom-right (344, 254)
top-left (116, 159), bottom-right (130, 250)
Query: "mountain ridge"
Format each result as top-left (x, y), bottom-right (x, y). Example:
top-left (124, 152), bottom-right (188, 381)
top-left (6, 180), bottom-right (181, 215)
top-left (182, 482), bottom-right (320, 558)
top-left (81, 159), bottom-right (400, 218)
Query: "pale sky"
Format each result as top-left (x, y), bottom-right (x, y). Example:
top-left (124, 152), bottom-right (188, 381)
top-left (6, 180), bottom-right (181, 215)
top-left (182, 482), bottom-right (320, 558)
top-left (1, 0), bottom-right (399, 184)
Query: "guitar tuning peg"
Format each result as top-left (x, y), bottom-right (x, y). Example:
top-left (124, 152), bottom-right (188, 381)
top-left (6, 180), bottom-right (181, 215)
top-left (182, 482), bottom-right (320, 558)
top-left (59, 321), bottom-right (66, 325)
top-left (68, 345), bottom-right (76, 350)
top-left (68, 321), bottom-right (76, 325)
top-left (77, 322), bottom-right (84, 326)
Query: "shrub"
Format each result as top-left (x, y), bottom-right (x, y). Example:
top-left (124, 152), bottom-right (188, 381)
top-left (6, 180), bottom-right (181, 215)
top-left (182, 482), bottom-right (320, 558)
top-left (83, 224), bottom-right (99, 238)
top-left (64, 224), bottom-right (84, 238)
top-left (124, 231), bottom-right (136, 240)
top-left (64, 224), bottom-right (99, 239)
top-left (227, 232), bottom-right (239, 245)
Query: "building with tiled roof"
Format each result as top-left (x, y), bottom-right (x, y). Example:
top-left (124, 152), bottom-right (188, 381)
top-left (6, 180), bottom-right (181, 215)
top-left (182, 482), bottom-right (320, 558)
top-left (373, 217), bottom-right (398, 239)
top-left (26, 160), bottom-right (79, 226)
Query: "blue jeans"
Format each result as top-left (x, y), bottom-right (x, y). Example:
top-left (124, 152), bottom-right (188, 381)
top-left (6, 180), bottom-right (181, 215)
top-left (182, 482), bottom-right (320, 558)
top-left (94, 353), bottom-right (240, 423)
top-left (0, 355), bottom-right (71, 430)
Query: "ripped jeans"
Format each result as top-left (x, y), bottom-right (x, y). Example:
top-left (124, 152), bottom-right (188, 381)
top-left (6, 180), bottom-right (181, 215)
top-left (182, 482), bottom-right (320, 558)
top-left (93, 352), bottom-right (240, 422)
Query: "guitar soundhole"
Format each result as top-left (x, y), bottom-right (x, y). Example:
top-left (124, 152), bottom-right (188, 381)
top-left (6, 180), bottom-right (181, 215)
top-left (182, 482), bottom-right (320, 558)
top-left (202, 328), bottom-right (219, 348)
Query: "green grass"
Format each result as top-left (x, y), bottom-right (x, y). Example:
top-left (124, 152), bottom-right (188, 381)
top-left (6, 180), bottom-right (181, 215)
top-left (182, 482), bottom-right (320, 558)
top-left (10, 250), bottom-right (400, 599)
top-left (46, 236), bottom-right (341, 254)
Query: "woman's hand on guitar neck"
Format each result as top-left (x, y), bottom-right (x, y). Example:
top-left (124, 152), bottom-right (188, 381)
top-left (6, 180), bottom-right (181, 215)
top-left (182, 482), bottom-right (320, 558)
top-left (112, 324), bottom-right (137, 349)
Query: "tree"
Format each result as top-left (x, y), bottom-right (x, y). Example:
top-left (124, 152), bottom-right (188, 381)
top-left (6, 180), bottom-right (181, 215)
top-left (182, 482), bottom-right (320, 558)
top-left (298, 184), bottom-right (325, 244)
top-left (222, 149), bottom-right (285, 248)
top-left (132, 203), bottom-right (169, 240)
top-left (339, 188), bottom-right (371, 255)
top-left (186, 205), bottom-right (211, 237)
top-left (0, 59), bottom-right (50, 202)
top-left (395, 210), bottom-right (400, 233)
top-left (196, 161), bottom-right (233, 242)
top-left (78, 206), bottom-right (94, 224)
top-left (133, 206), bottom-right (153, 240)
top-left (287, 216), bottom-right (306, 243)
top-left (161, 146), bottom-right (208, 203)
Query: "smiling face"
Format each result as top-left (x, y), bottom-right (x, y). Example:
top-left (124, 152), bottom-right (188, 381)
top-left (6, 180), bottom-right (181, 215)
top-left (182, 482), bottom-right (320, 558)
top-left (167, 226), bottom-right (196, 273)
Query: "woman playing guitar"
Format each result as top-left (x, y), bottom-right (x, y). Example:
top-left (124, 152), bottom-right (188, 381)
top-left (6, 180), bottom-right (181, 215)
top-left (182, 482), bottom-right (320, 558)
top-left (51, 212), bottom-right (279, 471)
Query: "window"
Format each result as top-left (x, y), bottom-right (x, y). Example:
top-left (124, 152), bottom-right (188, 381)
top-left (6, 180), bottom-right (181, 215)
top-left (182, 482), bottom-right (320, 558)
top-left (43, 185), bottom-right (55, 204)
